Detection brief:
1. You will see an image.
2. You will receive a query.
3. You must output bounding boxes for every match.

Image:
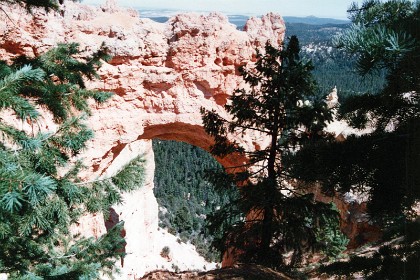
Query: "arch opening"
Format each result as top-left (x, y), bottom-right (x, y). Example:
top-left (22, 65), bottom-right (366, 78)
top-left (138, 122), bottom-right (248, 169)
top-left (152, 139), bottom-right (237, 263)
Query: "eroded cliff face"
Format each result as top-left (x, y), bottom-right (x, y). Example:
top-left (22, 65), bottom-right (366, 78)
top-left (0, 2), bottom-right (378, 278)
top-left (2, 0), bottom-right (284, 170)
top-left (0, 2), bottom-right (284, 278)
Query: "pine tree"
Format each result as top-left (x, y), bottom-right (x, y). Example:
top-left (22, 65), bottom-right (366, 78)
top-left (295, 0), bottom-right (419, 224)
top-left (292, 0), bottom-right (420, 278)
top-left (0, 0), bottom-right (72, 11)
top-left (0, 29), bottom-right (145, 280)
top-left (201, 37), bottom-right (340, 268)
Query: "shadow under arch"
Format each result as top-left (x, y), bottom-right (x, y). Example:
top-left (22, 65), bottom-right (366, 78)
top-left (138, 122), bottom-right (248, 169)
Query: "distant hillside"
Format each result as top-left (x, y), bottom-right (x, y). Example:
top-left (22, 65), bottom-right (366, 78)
top-left (283, 15), bottom-right (349, 25)
top-left (229, 15), bottom-right (350, 29)
top-left (143, 16), bottom-right (169, 23)
top-left (284, 22), bottom-right (386, 99)
top-left (138, 10), bottom-right (350, 28)
top-left (285, 22), bottom-right (349, 45)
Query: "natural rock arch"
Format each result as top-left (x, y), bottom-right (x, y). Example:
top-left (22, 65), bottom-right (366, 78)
top-left (139, 123), bottom-right (250, 168)
top-left (0, 3), bottom-right (379, 279)
top-left (0, 3), bottom-right (285, 278)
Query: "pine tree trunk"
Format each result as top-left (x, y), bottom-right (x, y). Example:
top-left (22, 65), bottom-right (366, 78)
top-left (260, 118), bottom-right (279, 257)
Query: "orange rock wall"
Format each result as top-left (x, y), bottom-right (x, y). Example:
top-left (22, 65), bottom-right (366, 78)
top-left (0, 2), bottom-right (379, 278)
top-left (0, 2), bottom-right (284, 278)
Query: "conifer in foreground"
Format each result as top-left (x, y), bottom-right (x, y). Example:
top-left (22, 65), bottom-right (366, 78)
top-left (292, 0), bottom-right (419, 278)
top-left (201, 37), bottom-right (341, 268)
top-left (0, 42), bottom-right (145, 279)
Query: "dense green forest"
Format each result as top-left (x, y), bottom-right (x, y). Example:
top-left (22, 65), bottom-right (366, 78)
top-left (153, 140), bottom-right (238, 261)
top-left (285, 22), bottom-right (386, 98)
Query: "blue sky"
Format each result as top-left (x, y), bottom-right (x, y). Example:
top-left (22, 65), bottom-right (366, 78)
top-left (82, 0), bottom-right (366, 19)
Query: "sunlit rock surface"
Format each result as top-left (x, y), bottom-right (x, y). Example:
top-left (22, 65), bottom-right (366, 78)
top-left (0, 2), bottom-right (379, 278)
top-left (0, 2), bottom-right (284, 278)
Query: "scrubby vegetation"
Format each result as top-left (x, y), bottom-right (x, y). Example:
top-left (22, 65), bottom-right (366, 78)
top-left (160, 246), bottom-right (170, 259)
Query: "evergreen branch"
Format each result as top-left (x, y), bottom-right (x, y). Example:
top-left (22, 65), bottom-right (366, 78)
top-left (3, 0), bottom-right (65, 12)
top-left (0, 122), bottom-right (40, 150)
top-left (0, 65), bottom-right (44, 119)
top-left (222, 161), bottom-right (255, 171)
top-left (72, 176), bottom-right (112, 186)
top-left (0, 65), bottom-right (44, 94)
top-left (49, 236), bottom-right (97, 261)
top-left (245, 165), bottom-right (268, 178)
top-left (229, 123), bottom-right (272, 135)
top-left (0, 191), bottom-right (23, 213)
top-left (0, 30), bottom-right (118, 278)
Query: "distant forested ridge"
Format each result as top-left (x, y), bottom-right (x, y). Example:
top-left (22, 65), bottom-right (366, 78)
top-left (285, 22), bottom-right (386, 99)
top-left (283, 16), bottom-right (349, 25)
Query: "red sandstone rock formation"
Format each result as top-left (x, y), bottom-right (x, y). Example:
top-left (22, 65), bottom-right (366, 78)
top-left (0, 2), bottom-right (379, 278)
top-left (0, 1), bottom-right (285, 174)
top-left (0, 2), bottom-right (284, 278)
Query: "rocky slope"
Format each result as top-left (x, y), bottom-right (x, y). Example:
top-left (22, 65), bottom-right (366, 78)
top-left (140, 264), bottom-right (293, 280)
